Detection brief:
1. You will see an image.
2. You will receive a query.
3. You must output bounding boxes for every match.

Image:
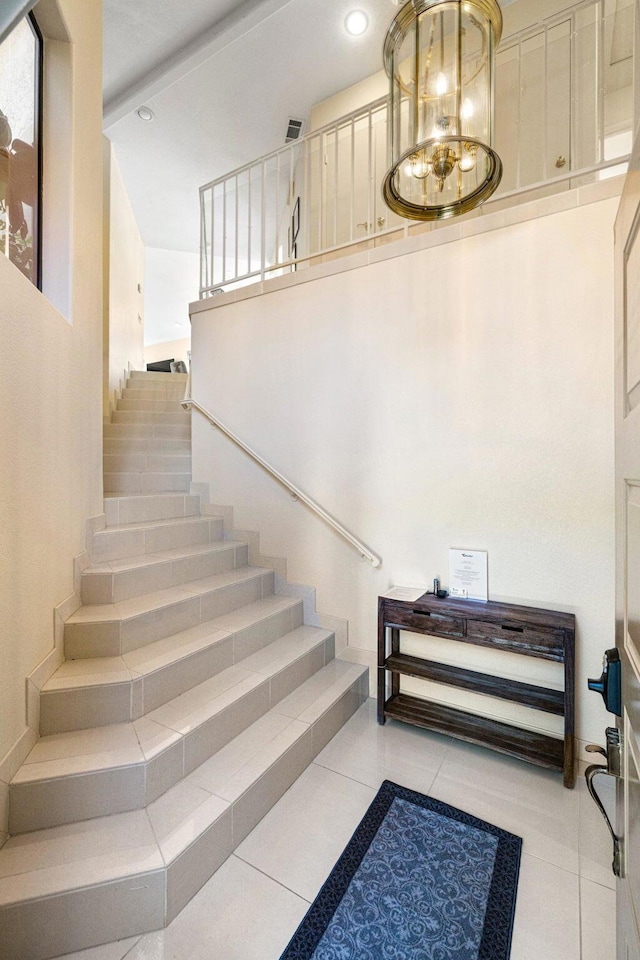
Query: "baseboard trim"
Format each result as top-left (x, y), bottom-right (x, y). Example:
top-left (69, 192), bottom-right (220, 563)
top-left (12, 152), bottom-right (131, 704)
top-left (191, 482), bottom-right (350, 641)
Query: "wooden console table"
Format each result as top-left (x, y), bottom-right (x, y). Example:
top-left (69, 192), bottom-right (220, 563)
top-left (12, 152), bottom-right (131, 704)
top-left (377, 591), bottom-right (576, 788)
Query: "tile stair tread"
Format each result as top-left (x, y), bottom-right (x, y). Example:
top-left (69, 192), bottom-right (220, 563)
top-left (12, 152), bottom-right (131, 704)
top-left (103, 423), bottom-right (191, 430)
top-left (121, 394), bottom-right (186, 402)
top-left (0, 664), bottom-right (366, 907)
top-left (14, 652), bottom-right (355, 783)
top-left (95, 515), bottom-right (211, 532)
top-left (103, 472), bottom-right (192, 478)
top-left (66, 566), bottom-right (270, 624)
top-left (103, 433), bottom-right (192, 442)
top-left (178, 710), bottom-right (305, 806)
top-left (129, 372), bottom-right (188, 379)
top-left (44, 596), bottom-right (301, 691)
top-left (0, 811), bottom-right (164, 907)
top-left (112, 411), bottom-right (190, 417)
top-left (103, 456), bottom-right (192, 467)
top-left (117, 399), bottom-right (186, 406)
top-left (104, 448), bottom-right (192, 457)
top-left (103, 438), bottom-right (190, 446)
top-left (84, 540), bottom-right (245, 575)
top-left (102, 494), bottom-right (198, 503)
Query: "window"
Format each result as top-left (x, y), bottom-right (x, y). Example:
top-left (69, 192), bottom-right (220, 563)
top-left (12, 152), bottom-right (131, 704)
top-left (0, 12), bottom-right (42, 285)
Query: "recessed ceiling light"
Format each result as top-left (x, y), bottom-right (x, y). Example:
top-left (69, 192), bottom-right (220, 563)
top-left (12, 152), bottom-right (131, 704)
top-left (136, 106), bottom-right (154, 122)
top-left (345, 10), bottom-right (368, 35)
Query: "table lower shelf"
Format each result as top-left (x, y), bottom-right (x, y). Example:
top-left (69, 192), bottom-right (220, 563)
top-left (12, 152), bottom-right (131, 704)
top-left (382, 692), bottom-right (570, 778)
top-left (383, 653), bottom-right (565, 714)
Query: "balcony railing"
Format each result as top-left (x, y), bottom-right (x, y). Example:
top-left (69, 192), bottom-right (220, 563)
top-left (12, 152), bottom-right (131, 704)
top-left (199, 0), bottom-right (635, 297)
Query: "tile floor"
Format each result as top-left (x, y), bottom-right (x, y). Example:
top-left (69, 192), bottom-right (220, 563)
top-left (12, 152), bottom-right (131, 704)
top-left (51, 698), bottom-right (616, 960)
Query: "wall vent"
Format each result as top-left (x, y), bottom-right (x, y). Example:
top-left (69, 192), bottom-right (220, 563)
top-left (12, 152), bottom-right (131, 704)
top-left (285, 118), bottom-right (305, 142)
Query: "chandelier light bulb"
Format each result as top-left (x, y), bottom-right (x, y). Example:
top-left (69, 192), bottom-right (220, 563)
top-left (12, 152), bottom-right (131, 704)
top-left (461, 98), bottom-right (474, 120)
top-left (409, 153), bottom-right (430, 178)
top-left (436, 72), bottom-right (448, 96)
top-left (345, 10), bottom-right (369, 35)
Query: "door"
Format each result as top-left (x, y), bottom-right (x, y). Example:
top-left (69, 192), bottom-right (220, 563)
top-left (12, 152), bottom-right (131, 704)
top-left (615, 122), bottom-right (640, 957)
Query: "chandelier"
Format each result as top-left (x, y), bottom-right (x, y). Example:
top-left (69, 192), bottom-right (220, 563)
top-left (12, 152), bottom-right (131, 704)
top-left (382, 0), bottom-right (503, 221)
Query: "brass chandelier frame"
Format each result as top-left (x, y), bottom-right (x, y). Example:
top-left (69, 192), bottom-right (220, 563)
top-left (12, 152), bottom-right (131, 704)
top-left (382, 0), bottom-right (503, 221)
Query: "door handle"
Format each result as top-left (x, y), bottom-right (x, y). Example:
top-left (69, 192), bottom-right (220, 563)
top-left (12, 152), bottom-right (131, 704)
top-left (585, 726), bottom-right (622, 877)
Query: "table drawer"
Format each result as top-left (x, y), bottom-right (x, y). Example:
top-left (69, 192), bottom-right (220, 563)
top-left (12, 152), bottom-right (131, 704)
top-left (466, 619), bottom-right (565, 660)
top-left (384, 602), bottom-right (464, 639)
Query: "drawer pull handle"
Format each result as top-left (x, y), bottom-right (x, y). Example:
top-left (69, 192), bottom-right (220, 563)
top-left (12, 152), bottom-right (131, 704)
top-left (501, 625), bottom-right (524, 633)
top-left (412, 609), bottom-right (431, 616)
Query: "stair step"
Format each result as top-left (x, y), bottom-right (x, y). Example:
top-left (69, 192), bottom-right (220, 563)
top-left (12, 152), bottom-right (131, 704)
top-left (103, 438), bottom-right (192, 456)
top-left (0, 662), bottom-right (367, 960)
top-left (104, 472), bottom-right (192, 495)
top-left (103, 422), bottom-right (191, 439)
top-left (129, 371), bottom-right (188, 382)
top-left (102, 493), bottom-right (200, 526)
top-left (64, 566), bottom-right (275, 658)
top-left (41, 596), bottom-right (303, 734)
top-left (117, 398), bottom-right (186, 412)
top-left (0, 809), bottom-right (166, 960)
top-left (92, 516), bottom-right (224, 563)
top-left (111, 410), bottom-right (190, 425)
top-left (0, 357), bottom-right (374, 958)
top-left (123, 387), bottom-right (187, 400)
top-left (104, 453), bottom-right (192, 473)
top-left (82, 540), bottom-right (248, 605)
top-left (11, 626), bottom-right (339, 834)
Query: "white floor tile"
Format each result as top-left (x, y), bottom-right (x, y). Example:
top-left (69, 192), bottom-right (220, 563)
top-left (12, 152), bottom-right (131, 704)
top-left (47, 936), bottom-right (141, 960)
top-left (428, 764), bottom-right (580, 874)
top-left (45, 698), bottom-right (618, 960)
top-left (581, 878), bottom-right (616, 960)
top-left (235, 762), bottom-right (375, 902)
top-left (126, 857), bottom-right (307, 960)
top-left (314, 697), bottom-right (447, 793)
top-left (510, 854), bottom-right (580, 960)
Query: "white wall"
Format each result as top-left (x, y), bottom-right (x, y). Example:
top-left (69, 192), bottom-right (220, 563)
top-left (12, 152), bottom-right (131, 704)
top-left (103, 139), bottom-right (144, 414)
top-left (309, 70), bottom-right (387, 131)
top-left (0, 0), bottom-right (103, 838)
top-left (145, 337), bottom-right (191, 368)
top-left (144, 246), bottom-right (198, 347)
top-left (191, 194), bottom-right (617, 749)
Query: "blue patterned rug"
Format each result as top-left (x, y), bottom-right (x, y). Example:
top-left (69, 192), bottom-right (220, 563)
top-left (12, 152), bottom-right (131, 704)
top-left (279, 780), bottom-right (521, 960)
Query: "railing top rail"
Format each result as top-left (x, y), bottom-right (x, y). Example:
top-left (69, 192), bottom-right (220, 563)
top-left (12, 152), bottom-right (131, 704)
top-left (199, 95), bottom-right (390, 195)
top-left (198, 155), bottom-right (630, 297)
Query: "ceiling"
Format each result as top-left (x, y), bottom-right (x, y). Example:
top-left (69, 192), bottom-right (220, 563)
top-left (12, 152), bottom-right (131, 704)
top-left (103, 0), bottom-right (400, 257)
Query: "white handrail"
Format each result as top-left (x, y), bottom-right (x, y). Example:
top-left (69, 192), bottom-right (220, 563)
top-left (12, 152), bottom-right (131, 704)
top-left (181, 371), bottom-right (382, 568)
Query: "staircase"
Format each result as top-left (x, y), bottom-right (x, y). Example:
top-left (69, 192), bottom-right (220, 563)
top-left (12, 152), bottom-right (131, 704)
top-left (0, 371), bottom-right (368, 960)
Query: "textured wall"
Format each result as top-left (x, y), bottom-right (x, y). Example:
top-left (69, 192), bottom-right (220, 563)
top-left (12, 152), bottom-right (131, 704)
top-left (104, 140), bottom-right (145, 415)
top-left (191, 195), bottom-right (617, 748)
top-left (0, 0), bottom-right (103, 829)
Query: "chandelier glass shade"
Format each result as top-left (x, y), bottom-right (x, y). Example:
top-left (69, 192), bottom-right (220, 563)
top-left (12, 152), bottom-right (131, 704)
top-left (383, 0), bottom-right (503, 220)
